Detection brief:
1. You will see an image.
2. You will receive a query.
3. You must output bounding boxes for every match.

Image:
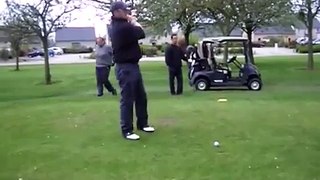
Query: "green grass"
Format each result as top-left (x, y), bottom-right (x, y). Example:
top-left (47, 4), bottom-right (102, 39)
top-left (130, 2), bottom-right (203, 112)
top-left (0, 56), bottom-right (320, 180)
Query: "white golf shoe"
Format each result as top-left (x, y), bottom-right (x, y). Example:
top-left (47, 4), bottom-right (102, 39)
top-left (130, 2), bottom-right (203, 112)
top-left (124, 132), bottom-right (140, 140)
top-left (139, 126), bottom-right (155, 133)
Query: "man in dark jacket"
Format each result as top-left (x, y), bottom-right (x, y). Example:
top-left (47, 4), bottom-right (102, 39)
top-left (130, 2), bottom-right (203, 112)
top-left (109, 1), bottom-right (155, 141)
top-left (165, 34), bottom-right (188, 95)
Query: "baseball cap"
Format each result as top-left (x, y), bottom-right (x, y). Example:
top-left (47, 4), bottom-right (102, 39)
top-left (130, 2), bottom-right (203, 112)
top-left (110, 1), bottom-right (130, 13)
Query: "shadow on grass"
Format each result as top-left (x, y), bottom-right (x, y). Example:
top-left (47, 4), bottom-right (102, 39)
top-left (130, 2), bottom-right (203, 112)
top-left (294, 67), bottom-right (319, 71)
top-left (35, 80), bottom-right (63, 86)
top-left (206, 87), bottom-right (249, 91)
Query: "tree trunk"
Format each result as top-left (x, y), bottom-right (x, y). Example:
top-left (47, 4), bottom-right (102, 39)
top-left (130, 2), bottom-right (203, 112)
top-left (42, 37), bottom-right (52, 84)
top-left (184, 31), bottom-right (190, 46)
top-left (307, 10), bottom-right (314, 70)
top-left (246, 29), bottom-right (255, 64)
top-left (15, 56), bottom-right (19, 71)
top-left (184, 24), bottom-right (192, 46)
top-left (14, 46), bottom-right (20, 71)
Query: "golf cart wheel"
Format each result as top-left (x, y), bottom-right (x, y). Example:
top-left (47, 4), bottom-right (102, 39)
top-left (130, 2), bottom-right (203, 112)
top-left (195, 79), bottom-right (209, 91)
top-left (248, 78), bottom-right (262, 91)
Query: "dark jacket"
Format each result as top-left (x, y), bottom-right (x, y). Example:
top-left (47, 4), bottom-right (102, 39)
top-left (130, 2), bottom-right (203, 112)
top-left (165, 44), bottom-right (187, 69)
top-left (109, 17), bottom-right (145, 64)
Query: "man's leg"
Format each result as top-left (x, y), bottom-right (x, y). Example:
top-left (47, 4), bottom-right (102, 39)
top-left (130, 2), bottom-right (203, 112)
top-left (135, 67), bottom-right (155, 133)
top-left (115, 65), bottom-right (136, 139)
top-left (168, 68), bottom-right (176, 95)
top-left (96, 67), bottom-right (104, 96)
top-left (176, 68), bottom-right (183, 95)
top-left (103, 66), bottom-right (117, 95)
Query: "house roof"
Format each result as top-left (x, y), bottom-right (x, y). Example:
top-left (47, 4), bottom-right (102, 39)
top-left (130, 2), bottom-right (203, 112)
top-left (254, 26), bottom-right (295, 35)
top-left (55, 27), bottom-right (95, 42)
top-left (292, 19), bottom-right (320, 29)
top-left (194, 25), bottom-right (243, 37)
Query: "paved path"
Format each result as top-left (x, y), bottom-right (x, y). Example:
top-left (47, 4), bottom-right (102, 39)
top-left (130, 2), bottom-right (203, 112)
top-left (0, 48), bottom-right (308, 67)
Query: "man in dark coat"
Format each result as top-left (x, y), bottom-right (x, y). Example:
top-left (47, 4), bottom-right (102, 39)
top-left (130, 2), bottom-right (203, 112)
top-left (165, 33), bottom-right (188, 95)
top-left (109, 1), bottom-right (155, 141)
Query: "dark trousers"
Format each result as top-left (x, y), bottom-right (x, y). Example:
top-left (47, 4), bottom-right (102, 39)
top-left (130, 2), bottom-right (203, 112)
top-left (115, 63), bottom-right (148, 135)
top-left (168, 67), bottom-right (183, 95)
top-left (96, 66), bottom-right (115, 95)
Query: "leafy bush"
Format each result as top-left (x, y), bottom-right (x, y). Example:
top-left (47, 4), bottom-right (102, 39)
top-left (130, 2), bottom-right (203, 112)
top-left (296, 45), bottom-right (320, 53)
top-left (216, 47), bottom-right (243, 55)
top-left (288, 41), bottom-right (297, 49)
top-left (140, 45), bottom-right (158, 57)
top-left (189, 34), bottom-right (199, 46)
top-left (229, 48), bottom-right (244, 54)
top-left (0, 48), bottom-right (10, 60)
top-left (155, 45), bottom-right (162, 51)
top-left (63, 47), bottom-right (93, 54)
top-left (228, 42), bottom-right (243, 47)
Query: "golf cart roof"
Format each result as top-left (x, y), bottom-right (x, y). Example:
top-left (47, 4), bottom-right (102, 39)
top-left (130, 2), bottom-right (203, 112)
top-left (202, 36), bottom-right (248, 43)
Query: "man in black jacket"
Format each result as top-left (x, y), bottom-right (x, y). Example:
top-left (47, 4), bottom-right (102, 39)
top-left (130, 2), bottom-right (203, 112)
top-left (165, 34), bottom-right (188, 95)
top-left (109, 1), bottom-right (155, 141)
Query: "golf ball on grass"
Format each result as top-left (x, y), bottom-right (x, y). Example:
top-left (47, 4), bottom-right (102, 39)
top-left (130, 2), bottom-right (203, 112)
top-left (213, 141), bottom-right (220, 147)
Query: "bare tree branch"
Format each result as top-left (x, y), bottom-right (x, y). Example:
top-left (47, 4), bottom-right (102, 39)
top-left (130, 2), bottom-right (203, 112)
top-left (4, 0), bottom-right (83, 84)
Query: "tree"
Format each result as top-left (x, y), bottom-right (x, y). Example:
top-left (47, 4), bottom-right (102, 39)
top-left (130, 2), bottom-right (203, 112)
top-left (237, 0), bottom-right (291, 64)
top-left (87, 0), bottom-right (113, 12)
top-left (0, 11), bottom-right (34, 71)
top-left (175, 1), bottom-right (204, 45)
top-left (5, 0), bottom-right (82, 84)
top-left (204, 0), bottom-right (240, 36)
top-left (293, 0), bottom-right (320, 70)
top-left (204, 0), bottom-right (241, 63)
top-left (137, 0), bottom-right (203, 45)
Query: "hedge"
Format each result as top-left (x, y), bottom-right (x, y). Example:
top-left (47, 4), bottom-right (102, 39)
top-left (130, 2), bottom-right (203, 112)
top-left (296, 45), bottom-right (320, 53)
top-left (63, 47), bottom-right (93, 54)
top-left (140, 45), bottom-right (158, 57)
top-left (0, 49), bottom-right (28, 60)
top-left (216, 48), bottom-right (244, 55)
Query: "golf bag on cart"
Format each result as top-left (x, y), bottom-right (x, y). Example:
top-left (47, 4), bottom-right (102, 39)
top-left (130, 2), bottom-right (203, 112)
top-left (187, 42), bottom-right (232, 80)
top-left (186, 45), bottom-right (211, 79)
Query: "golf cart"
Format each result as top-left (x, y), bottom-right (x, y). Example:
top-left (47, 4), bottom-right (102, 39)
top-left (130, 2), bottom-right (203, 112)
top-left (187, 36), bottom-right (262, 91)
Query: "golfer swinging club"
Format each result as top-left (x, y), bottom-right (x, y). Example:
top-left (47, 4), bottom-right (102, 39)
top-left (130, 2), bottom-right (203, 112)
top-left (109, 1), bottom-right (155, 140)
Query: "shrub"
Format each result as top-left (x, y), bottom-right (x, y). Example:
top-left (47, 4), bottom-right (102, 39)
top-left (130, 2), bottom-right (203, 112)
top-left (228, 42), bottom-right (243, 47)
top-left (288, 41), bottom-right (297, 49)
top-left (189, 34), bottom-right (199, 46)
top-left (161, 43), bottom-right (168, 52)
top-left (140, 45), bottom-right (158, 57)
top-left (216, 47), bottom-right (243, 55)
top-left (153, 44), bottom-right (168, 53)
top-left (144, 47), bottom-right (158, 57)
top-left (155, 44), bottom-right (162, 51)
top-left (0, 48), bottom-right (10, 60)
top-left (229, 48), bottom-right (244, 54)
top-left (296, 45), bottom-right (320, 53)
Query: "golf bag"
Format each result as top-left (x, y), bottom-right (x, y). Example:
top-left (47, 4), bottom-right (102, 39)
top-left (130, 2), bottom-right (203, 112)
top-left (186, 45), bottom-right (211, 80)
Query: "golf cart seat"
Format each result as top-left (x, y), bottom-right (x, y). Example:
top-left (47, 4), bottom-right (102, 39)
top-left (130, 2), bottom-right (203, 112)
top-left (209, 56), bottom-right (232, 78)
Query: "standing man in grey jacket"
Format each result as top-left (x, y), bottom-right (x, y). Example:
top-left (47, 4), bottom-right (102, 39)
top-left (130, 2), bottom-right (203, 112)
top-left (95, 37), bottom-right (117, 97)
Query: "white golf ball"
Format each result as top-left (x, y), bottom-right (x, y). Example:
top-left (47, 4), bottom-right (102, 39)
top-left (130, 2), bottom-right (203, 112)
top-left (213, 141), bottom-right (220, 147)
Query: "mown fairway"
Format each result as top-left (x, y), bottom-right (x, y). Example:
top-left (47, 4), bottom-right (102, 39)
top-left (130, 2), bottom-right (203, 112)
top-left (0, 56), bottom-right (319, 180)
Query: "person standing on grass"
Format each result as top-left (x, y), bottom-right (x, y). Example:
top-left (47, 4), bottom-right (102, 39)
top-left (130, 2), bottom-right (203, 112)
top-left (109, 1), bottom-right (155, 141)
top-left (165, 34), bottom-right (188, 95)
top-left (95, 37), bottom-right (117, 97)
